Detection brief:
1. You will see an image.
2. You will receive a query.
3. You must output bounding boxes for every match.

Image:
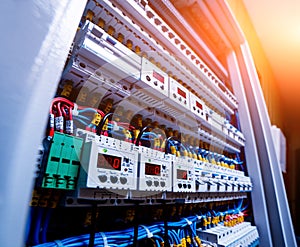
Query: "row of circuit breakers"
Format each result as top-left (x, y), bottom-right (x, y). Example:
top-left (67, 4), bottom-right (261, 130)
top-left (78, 128), bottom-right (251, 193)
top-left (38, 0), bottom-right (253, 199)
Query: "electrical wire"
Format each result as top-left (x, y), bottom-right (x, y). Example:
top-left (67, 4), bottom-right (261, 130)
top-left (40, 208), bottom-right (54, 243)
top-left (48, 97), bottom-right (105, 138)
top-left (28, 207), bottom-right (45, 245)
top-left (32, 218), bottom-right (195, 247)
top-left (31, 199), bottom-right (250, 247)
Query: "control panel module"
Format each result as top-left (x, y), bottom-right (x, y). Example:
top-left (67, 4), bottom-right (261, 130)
top-left (80, 137), bottom-right (138, 190)
top-left (138, 146), bottom-right (172, 192)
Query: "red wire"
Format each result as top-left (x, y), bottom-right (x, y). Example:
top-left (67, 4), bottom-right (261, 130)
top-left (61, 104), bottom-right (73, 120)
top-left (61, 104), bottom-right (68, 119)
top-left (50, 97), bottom-right (104, 117)
top-left (52, 97), bottom-right (74, 106)
top-left (49, 97), bottom-right (107, 136)
top-left (69, 106), bottom-right (73, 120)
top-left (56, 102), bottom-right (62, 116)
top-left (112, 122), bottom-right (136, 130)
top-left (52, 105), bottom-right (58, 117)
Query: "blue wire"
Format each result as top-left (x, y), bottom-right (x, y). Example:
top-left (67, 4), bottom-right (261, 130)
top-left (32, 207), bottom-right (45, 245)
top-left (73, 117), bottom-right (89, 126)
top-left (141, 132), bottom-right (159, 138)
top-left (33, 213), bottom-right (222, 247)
top-left (139, 137), bottom-right (155, 141)
top-left (169, 229), bottom-right (180, 244)
top-left (40, 208), bottom-right (53, 243)
top-left (25, 206), bottom-right (34, 245)
top-left (76, 114), bottom-right (92, 122)
top-left (78, 108), bottom-right (97, 114)
top-left (153, 237), bottom-right (161, 247)
top-left (152, 233), bottom-right (164, 245)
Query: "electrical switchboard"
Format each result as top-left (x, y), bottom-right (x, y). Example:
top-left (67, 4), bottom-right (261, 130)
top-left (25, 0), bottom-right (295, 246)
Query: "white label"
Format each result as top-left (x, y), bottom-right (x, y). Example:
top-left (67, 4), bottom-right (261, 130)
top-left (55, 116), bottom-right (64, 131)
top-left (66, 120), bottom-right (73, 134)
top-left (49, 114), bottom-right (54, 128)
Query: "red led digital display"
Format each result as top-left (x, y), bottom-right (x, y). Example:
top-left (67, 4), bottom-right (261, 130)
top-left (177, 169), bottom-right (188, 180)
top-left (196, 101), bottom-right (203, 110)
top-left (97, 153), bottom-right (122, 171)
top-left (153, 70), bottom-right (164, 84)
top-left (177, 87), bottom-right (186, 98)
top-left (145, 163), bottom-right (161, 176)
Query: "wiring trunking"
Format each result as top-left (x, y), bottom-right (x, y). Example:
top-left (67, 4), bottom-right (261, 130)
top-left (27, 0), bottom-right (261, 247)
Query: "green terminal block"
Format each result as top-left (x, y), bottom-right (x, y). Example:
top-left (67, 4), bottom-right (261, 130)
top-left (42, 132), bottom-right (83, 190)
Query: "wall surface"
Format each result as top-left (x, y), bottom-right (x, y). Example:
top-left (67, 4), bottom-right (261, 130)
top-left (0, 1), bottom-right (86, 246)
top-left (227, 0), bottom-right (299, 235)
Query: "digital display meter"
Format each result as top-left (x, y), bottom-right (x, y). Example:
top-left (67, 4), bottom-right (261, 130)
top-left (145, 162), bottom-right (161, 176)
top-left (177, 87), bottom-right (187, 98)
top-left (97, 153), bottom-right (122, 171)
top-left (153, 70), bottom-right (164, 84)
top-left (177, 169), bottom-right (188, 180)
top-left (138, 147), bottom-right (172, 191)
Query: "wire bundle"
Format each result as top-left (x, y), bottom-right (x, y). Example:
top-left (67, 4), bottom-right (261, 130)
top-left (31, 199), bottom-right (249, 247)
top-left (49, 97), bottom-right (105, 139)
top-left (49, 98), bottom-right (162, 144)
top-left (31, 215), bottom-right (218, 247)
top-left (31, 215), bottom-right (205, 247)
